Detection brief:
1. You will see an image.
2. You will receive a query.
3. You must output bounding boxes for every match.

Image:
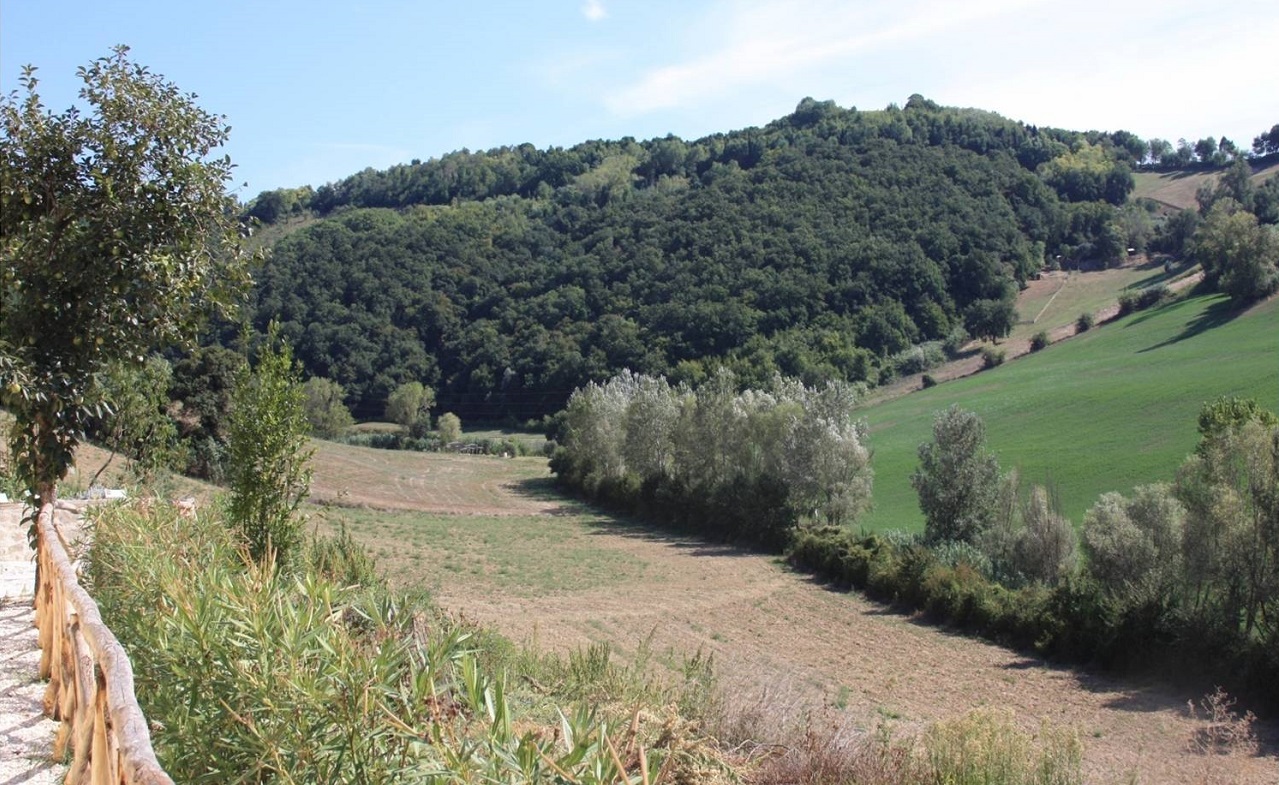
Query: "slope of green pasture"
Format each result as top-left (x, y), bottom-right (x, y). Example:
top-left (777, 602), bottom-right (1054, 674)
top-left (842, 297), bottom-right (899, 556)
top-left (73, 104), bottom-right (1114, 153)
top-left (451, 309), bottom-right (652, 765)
top-left (858, 293), bottom-right (1279, 533)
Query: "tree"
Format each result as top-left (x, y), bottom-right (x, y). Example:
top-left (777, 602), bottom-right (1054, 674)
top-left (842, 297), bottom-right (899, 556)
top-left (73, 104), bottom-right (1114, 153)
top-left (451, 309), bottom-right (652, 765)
top-left (92, 355), bottom-right (182, 481)
top-left (1194, 137), bottom-right (1219, 165)
top-left (385, 381), bottom-right (434, 437)
top-left (0, 47), bottom-right (251, 509)
top-left (225, 326), bottom-right (313, 569)
top-left (912, 406), bottom-right (1002, 545)
top-left (1252, 124), bottom-right (1279, 157)
top-left (1082, 484), bottom-right (1184, 605)
top-left (1176, 418), bottom-right (1279, 638)
top-left (1190, 201), bottom-right (1279, 302)
top-left (1196, 395), bottom-right (1279, 449)
top-left (963, 298), bottom-right (1017, 343)
top-left (302, 376), bottom-right (354, 439)
top-left (436, 412), bottom-right (462, 445)
top-left (1147, 138), bottom-right (1173, 166)
top-left (1012, 485), bottom-right (1077, 585)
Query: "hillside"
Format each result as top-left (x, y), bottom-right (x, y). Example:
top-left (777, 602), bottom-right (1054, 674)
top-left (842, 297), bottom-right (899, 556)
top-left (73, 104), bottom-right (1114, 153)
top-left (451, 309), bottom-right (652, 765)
top-left (250, 97), bottom-right (1152, 420)
top-left (1131, 157), bottom-right (1279, 211)
top-left (857, 291), bottom-right (1279, 531)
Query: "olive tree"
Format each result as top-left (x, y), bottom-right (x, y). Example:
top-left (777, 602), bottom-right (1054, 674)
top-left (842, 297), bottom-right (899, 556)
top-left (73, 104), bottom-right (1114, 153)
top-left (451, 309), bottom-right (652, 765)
top-left (0, 47), bottom-right (251, 511)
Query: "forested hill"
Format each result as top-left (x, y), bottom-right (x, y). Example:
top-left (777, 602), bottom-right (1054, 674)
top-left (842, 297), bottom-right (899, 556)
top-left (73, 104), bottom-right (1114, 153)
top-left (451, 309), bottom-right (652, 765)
top-left (248, 96), bottom-right (1151, 421)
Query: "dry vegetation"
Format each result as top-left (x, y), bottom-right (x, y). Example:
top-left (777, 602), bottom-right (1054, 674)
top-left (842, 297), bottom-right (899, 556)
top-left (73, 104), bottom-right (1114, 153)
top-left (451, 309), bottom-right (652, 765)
top-left (1131, 160), bottom-right (1279, 211)
top-left (309, 442), bottom-right (1278, 784)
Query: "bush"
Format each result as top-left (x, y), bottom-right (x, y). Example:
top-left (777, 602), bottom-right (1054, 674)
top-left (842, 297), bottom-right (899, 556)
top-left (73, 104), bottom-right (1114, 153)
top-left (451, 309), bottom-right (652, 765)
top-left (225, 326), bottom-right (313, 568)
top-left (942, 326), bottom-right (971, 357)
top-left (889, 341), bottom-right (946, 376)
top-left (981, 347), bottom-right (1005, 368)
top-left (1118, 285), bottom-right (1169, 316)
top-left (921, 373), bottom-right (937, 389)
top-left (85, 501), bottom-right (721, 783)
top-left (1075, 312), bottom-right (1095, 332)
top-left (1029, 330), bottom-right (1050, 352)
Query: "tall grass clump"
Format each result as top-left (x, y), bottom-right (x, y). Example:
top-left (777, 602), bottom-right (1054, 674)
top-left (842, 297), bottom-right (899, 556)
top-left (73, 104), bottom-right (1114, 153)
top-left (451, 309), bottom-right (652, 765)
top-left (83, 500), bottom-right (721, 783)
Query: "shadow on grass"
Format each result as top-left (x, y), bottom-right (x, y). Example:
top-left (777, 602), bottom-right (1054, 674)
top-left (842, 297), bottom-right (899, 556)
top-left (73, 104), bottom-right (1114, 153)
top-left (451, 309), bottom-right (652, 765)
top-left (505, 475), bottom-right (594, 517)
top-left (507, 476), bottom-right (777, 558)
top-left (1138, 295), bottom-right (1244, 352)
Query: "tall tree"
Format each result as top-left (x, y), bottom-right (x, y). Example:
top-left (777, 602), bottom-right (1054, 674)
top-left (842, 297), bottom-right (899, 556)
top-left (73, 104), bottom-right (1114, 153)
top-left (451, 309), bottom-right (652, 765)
top-left (0, 47), bottom-right (251, 510)
top-left (912, 405), bottom-right (1002, 545)
top-left (1190, 201), bottom-right (1279, 302)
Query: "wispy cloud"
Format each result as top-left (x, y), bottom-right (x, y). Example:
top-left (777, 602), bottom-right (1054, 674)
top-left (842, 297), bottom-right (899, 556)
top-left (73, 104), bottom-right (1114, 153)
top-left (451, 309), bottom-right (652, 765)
top-left (581, 0), bottom-right (607, 22)
top-left (603, 0), bottom-right (1048, 115)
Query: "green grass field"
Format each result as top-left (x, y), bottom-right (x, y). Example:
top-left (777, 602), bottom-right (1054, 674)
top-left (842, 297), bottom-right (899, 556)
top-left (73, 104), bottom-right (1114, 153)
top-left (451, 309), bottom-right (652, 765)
top-left (857, 292), bottom-right (1279, 533)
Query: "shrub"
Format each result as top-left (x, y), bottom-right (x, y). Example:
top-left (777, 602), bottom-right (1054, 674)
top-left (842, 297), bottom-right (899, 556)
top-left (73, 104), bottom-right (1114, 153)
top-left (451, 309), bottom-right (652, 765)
top-left (921, 373), bottom-right (938, 389)
top-left (924, 709), bottom-right (1082, 785)
top-left (1116, 290), bottom-right (1138, 316)
top-left (85, 501), bottom-right (721, 783)
top-left (1119, 285), bottom-right (1169, 316)
top-left (981, 347), bottom-right (1005, 368)
top-left (1075, 312), bottom-right (1095, 332)
top-left (942, 326), bottom-right (971, 357)
top-left (1029, 330), bottom-right (1050, 352)
top-left (225, 325), bottom-right (313, 568)
top-left (436, 411), bottom-right (462, 444)
top-left (889, 341), bottom-right (946, 376)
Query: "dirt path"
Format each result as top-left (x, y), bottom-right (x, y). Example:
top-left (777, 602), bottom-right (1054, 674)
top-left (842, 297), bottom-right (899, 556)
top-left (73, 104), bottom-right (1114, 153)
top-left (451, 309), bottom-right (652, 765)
top-left (421, 518), bottom-right (1277, 784)
top-left (0, 504), bottom-right (65, 784)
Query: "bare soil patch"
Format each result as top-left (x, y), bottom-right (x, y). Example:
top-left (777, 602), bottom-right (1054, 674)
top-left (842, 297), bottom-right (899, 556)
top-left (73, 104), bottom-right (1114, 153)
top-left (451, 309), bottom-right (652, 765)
top-left (316, 448), bottom-right (1278, 784)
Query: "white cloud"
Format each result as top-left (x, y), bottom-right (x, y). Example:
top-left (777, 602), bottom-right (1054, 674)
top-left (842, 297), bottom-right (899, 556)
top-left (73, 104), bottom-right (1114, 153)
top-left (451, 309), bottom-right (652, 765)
top-left (600, 0), bottom-right (1279, 149)
top-left (604, 0), bottom-right (1046, 115)
top-left (581, 0), bottom-right (606, 22)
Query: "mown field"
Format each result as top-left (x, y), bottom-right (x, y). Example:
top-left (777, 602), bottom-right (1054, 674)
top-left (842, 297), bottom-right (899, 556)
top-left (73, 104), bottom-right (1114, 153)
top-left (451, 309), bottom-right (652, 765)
top-left (307, 440), bottom-right (1278, 783)
top-left (858, 292), bottom-right (1279, 532)
top-left (1130, 159), bottom-right (1279, 211)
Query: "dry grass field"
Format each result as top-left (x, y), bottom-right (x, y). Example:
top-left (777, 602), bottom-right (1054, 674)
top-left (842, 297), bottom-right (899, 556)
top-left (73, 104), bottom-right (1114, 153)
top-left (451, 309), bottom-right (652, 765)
top-left (1131, 159), bottom-right (1279, 211)
top-left (310, 441), bottom-right (1279, 784)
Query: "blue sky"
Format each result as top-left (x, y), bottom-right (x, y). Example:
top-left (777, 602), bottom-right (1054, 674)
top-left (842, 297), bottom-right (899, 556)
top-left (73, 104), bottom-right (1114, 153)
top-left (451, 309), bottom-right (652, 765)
top-left (3, 1), bottom-right (1276, 200)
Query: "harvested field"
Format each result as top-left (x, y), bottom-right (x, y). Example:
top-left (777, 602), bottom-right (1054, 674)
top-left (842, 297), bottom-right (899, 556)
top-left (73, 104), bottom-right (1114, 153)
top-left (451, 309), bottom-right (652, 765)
top-left (315, 449), bottom-right (1279, 784)
top-left (309, 440), bottom-right (563, 515)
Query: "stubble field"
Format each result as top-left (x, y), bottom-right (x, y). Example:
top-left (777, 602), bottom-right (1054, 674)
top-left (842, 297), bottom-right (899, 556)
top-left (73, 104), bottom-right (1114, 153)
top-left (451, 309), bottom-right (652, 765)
top-left (311, 441), bottom-right (1278, 784)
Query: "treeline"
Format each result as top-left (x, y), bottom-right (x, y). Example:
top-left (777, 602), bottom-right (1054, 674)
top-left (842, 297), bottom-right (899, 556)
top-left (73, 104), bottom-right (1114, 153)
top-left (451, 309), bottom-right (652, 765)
top-left (247, 97), bottom-right (1162, 421)
top-left (550, 370), bottom-right (871, 549)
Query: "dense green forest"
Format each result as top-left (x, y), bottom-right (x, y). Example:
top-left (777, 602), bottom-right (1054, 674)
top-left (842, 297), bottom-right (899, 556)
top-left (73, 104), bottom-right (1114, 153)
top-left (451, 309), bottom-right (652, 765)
top-left (244, 97), bottom-right (1270, 421)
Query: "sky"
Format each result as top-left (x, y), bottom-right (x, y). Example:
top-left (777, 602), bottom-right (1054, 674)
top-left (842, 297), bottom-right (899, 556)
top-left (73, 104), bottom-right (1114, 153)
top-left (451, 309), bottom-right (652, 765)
top-left (3, 0), bottom-right (1276, 199)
